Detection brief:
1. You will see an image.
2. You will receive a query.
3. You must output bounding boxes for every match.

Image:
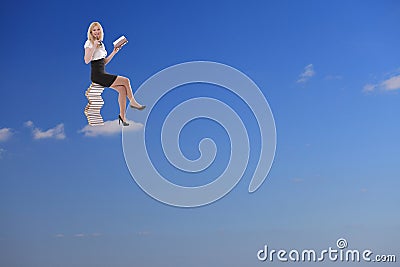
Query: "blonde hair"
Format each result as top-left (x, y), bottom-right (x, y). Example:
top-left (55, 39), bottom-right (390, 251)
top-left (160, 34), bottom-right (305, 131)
top-left (87, 22), bottom-right (104, 43)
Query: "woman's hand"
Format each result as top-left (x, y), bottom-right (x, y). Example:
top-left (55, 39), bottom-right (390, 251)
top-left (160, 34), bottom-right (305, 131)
top-left (113, 46), bottom-right (121, 53)
top-left (105, 46), bottom-right (120, 65)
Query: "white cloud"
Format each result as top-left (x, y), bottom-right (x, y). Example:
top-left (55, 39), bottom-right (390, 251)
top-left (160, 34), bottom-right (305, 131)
top-left (79, 119), bottom-right (143, 137)
top-left (362, 83), bottom-right (376, 93)
top-left (297, 64), bottom-right (315, 83)
top-left (25, 121), bottom-right (66, 140)
top-left (363, 73), bottom-right (400, 93)
top-left (55, 233), bottom-right (102, 238)
top-left (74, 233), bottom-right (85, 238)
top-left (0, 128), bottom-right (13, 142)
top-left (381, 75), bottom-right (400, 91)
top-left (24, 121), bottom-right (33, 127)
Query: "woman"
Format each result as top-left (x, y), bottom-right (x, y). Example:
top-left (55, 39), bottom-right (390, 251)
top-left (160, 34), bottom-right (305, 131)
top-left (84, 21), bottom-right (145, 126)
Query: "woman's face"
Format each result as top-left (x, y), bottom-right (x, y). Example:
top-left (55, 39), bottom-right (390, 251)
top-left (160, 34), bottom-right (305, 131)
top-left (91, 25), bottom-right (101, 39)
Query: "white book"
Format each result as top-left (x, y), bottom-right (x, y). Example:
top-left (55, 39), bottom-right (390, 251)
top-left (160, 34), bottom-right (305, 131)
top-left (113, 35), bottom-right (128, 48)
top-left (91, 84), bottom-right (104, 89)
top-left (87, 97), bottom-right (103, 101)
top-left (87, 89), bottom-right (104, 93)
top-left (86, 92), bottom-right (102, 96)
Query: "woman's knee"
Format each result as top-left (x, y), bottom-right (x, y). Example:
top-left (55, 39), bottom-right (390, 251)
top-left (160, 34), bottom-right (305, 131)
top-left (123, 77), bottom-right (131, 87)
top-left (113, 76), bottom-right (131, 88)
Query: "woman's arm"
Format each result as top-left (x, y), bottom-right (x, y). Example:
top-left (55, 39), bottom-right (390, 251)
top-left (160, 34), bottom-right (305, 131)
top-left (84, 47), bottom-right (96, 64)
top-left (84, 41), bottom-right (99, 64)
top-left (104, 46), bottom-right (120, 65)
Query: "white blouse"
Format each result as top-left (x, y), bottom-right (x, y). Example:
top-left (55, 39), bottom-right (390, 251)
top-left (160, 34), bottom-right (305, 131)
top-left (84, 40), bottom-right (107, 61)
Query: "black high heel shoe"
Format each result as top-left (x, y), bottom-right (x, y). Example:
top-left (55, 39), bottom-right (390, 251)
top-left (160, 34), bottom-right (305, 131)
top-left (118, 115), bottom-right (129, 126)
top-left (130, 104), bottom-right (146, 110)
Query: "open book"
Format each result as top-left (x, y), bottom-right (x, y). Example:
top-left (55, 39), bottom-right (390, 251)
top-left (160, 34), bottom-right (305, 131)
top-left (113, 36), bottom-right (128, 48)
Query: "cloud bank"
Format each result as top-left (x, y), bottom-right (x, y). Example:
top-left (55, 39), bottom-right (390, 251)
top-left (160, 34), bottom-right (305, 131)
top-left (0, 128), bottom-right (13, 142)
top-left (363, 73), bottom-right (400, 93)
top-left (79, 119), bottom-right (143, 137)
top-left (297, 64), bottom-right (315, 83)
top-left (24, 121), bottom-right (66, 140)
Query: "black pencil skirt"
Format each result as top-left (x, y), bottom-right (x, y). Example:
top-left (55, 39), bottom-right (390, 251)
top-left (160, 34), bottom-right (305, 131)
top-left (90, 58), bottom-right (118, 87)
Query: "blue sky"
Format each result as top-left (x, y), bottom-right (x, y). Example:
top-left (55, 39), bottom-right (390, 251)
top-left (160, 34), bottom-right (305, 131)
top-left (1, 0), bottom-right (399, 266)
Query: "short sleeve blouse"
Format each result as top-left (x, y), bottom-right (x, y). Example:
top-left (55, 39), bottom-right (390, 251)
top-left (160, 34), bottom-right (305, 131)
top-left (84, 40), bottom-right (107, 61)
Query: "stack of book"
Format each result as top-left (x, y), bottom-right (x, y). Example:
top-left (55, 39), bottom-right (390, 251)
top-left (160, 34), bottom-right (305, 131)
top-left (84, 83), bottom-right (105, 126)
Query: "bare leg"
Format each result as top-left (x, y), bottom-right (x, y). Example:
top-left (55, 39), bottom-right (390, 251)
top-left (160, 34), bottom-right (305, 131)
top-left (110, 76), bottom-right (143, 108)
top-left (109, 85), bottom-right (127, 120)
